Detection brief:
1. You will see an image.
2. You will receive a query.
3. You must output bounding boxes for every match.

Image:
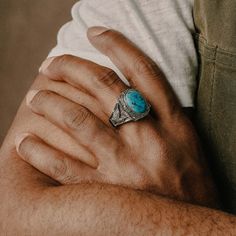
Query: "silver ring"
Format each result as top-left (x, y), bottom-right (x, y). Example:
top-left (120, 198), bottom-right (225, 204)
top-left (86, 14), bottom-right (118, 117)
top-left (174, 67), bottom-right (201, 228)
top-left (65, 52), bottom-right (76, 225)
top-left (109, 89), bottom-right (151, 127)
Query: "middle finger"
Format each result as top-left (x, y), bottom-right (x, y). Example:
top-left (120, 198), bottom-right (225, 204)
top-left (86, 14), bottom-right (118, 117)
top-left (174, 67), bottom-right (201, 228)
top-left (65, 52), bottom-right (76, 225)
top-left (39, 55), bottom-right (128, 118)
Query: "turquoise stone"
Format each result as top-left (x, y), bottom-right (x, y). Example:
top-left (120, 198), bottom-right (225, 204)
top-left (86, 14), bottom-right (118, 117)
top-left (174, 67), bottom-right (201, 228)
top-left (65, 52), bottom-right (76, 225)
top-left (124, 90), bottom-right (147, 113)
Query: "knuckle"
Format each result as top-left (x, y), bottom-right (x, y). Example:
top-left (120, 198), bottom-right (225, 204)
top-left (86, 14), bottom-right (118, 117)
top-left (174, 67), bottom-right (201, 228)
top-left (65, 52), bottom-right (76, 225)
top-left (56, 54), bottom-right (75, 66)
top-left (52, 54), bottom-right (76, 74)
top-left (30, 90), bottom-right (52, 107)
top-left (95, 29), bottom-right (123, 53)
top-left (63, 106), bottom-right (91, 130)
top-left (18, 136), bottom-right (38, 162)
top-left (52, 158), bottom-right (68, 181)
top-left (61, 174), bottom-right (76, 185)
top-left (134, 55), bottom-right (159, 77)
top-left (94, 68), bottom-right (120, 89)
top-left (51, 157), bottom-right (77, 184)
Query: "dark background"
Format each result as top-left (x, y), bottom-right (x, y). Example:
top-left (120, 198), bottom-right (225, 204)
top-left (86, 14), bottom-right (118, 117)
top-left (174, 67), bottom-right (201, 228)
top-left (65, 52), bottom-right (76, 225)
top-left (0, 0), bottom-right (78, 144)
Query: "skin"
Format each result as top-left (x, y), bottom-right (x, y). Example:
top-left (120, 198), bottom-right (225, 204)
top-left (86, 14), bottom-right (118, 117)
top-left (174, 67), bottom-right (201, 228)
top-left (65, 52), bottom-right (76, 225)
top-left (17, 27), bottom-right (217, 206)
top-left (0, 27), bottom-right (235, 235)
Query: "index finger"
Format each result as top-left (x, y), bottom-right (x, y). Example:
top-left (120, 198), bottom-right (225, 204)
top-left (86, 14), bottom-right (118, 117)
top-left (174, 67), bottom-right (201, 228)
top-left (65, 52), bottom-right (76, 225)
top-left (87, 27), bottom-right (181, 119)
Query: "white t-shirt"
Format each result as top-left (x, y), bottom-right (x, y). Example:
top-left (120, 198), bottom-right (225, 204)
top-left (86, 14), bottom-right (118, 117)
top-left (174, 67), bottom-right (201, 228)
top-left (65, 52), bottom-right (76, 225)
top-left (49, 0), bottom-right (197, 107)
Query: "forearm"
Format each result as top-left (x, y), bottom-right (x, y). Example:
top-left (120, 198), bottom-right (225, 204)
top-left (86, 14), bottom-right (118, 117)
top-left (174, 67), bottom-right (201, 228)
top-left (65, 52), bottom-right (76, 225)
top-left (6, 182), bottom-right (235, 236)
top-left (0, 76), bottom-right (234, 235)
top-left (35, 185), bottom-right (236, 235)
top-left (0, 148), bottom-right (235, 235)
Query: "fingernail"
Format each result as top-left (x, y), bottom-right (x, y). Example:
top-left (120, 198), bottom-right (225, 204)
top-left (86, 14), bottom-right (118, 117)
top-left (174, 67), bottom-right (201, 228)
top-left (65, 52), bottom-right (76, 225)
top-left (88, 26), bottom-right (109, 37)
top-left (26, 90), bottom-right (40, 106)
top-left (15, 133), bottom-right (32, 154)
top-left (39, 57), bottom-right (55, 73)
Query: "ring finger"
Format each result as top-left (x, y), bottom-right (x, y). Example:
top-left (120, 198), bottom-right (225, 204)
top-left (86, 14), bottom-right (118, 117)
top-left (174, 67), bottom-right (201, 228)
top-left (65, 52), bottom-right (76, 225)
top-left (26, 89), bottom-right (119, 163)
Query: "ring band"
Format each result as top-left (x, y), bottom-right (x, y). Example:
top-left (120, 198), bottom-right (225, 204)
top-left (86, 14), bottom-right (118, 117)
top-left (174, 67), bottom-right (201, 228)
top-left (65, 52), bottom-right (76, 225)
top-left (109, 89), bottom-right (151, 127)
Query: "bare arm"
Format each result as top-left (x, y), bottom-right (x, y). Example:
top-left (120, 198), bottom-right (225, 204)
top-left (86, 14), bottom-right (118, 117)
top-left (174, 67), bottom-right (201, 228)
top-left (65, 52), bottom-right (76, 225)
top-left (1, 155), bottom-right (235, 236)
top-left (0, 89), bottom-right (235, 235)
top-left (0, 27), bottom-right (234, 235)
top-left (36, 185), bottom-right (236, 236)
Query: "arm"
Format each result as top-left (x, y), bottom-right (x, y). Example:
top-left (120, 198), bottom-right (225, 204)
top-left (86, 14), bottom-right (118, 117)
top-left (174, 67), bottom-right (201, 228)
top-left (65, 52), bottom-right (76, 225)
top-left (0, 28), bottom-right (234, 235)
top-left (32, 184), bottom-right (236, 236)
top-left (1, 154), bottom-right (235, 236)
top-left (0, 76), bottom-right (235, 236)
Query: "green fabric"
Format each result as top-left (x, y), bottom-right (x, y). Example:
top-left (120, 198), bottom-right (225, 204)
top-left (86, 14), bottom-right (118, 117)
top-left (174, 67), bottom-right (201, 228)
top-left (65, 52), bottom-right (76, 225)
top-left (194, 0), bottom-right (236, 213)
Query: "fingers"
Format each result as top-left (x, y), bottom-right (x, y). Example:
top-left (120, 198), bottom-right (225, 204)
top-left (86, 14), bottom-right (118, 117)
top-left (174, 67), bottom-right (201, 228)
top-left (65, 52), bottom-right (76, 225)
top-left (40, 78), bottom-right (109, 125)
top-left (26, 90), bottom-right (119, 160)
top-left (15, 134), bottom-right (96, 184)
top-left (39, 55), bottom-right (128, 118)
top-left (87, 27), bottom-right (181, 119)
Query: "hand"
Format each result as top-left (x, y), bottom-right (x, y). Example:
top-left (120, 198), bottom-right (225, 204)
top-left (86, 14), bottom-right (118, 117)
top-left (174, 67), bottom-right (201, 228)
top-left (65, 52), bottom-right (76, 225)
top-left (15, 27), bottom-right (218, 207)
top-left (0, 27), bottom-right (232, 236)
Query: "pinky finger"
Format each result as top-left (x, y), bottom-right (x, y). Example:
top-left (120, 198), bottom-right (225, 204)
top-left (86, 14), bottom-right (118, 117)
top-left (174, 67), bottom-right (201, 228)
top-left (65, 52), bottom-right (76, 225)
top-left (15, 133), bottom-right (96, 185)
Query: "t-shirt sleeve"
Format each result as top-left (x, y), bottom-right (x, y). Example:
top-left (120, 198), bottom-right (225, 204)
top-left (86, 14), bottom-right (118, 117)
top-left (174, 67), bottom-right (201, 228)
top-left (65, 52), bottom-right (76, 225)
top-left (48, 0), bottom-right (197, 107)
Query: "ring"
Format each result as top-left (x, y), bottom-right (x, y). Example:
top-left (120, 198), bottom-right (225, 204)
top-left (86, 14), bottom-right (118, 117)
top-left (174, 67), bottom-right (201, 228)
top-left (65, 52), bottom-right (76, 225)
top-left (109, 89), bottom-right (151, 127)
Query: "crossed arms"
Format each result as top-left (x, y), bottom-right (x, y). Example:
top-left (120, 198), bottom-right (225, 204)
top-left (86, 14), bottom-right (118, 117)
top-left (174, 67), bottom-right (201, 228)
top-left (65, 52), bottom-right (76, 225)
top-left (0, 27), bottom-right (235, 235)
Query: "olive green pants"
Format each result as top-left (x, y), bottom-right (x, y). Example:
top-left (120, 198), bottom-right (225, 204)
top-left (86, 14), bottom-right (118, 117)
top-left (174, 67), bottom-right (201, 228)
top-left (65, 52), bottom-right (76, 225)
top-left (194, 0), bottom-right (236, 213)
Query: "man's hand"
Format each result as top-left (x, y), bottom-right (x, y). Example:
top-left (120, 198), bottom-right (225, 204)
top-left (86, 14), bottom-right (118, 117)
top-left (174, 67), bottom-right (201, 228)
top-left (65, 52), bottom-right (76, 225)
top-left (0, 26), bottom-right (235, 235)
top-left (15, 27), bottom-right (218, 207)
